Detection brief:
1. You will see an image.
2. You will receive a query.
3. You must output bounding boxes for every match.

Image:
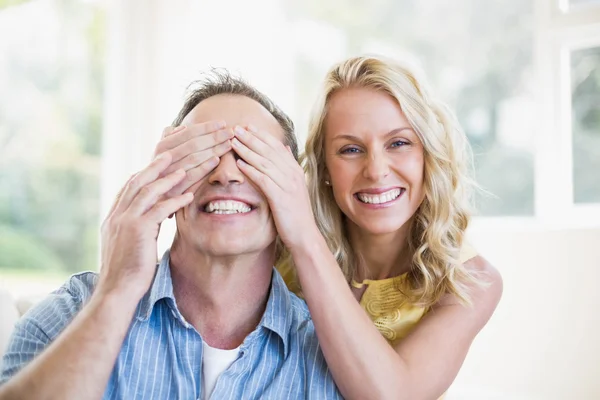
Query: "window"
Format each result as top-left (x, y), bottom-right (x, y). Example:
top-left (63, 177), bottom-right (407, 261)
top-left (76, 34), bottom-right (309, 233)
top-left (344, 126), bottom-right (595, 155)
top-left (0, 0), bottom-right (105, 299)
top-left (535, 0), bottom-right (600, 225)
top-left (572, 46), bottom-right (600, 204)
top-left (562, 0), bottom-right (600, 12)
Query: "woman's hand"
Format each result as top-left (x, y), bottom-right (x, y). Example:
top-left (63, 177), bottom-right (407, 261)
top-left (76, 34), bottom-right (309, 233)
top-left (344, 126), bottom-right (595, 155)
top-left (231, 125), bottom-right (319, 251)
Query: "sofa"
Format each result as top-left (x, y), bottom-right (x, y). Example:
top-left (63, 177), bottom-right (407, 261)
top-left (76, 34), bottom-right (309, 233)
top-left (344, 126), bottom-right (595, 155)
top-left (0, 288), bottom-right (36, 359)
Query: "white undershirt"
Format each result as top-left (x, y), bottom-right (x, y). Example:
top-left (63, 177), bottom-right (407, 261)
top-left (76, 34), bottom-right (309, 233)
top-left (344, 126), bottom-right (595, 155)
top-left (202, 341), bottom-right (241, 400)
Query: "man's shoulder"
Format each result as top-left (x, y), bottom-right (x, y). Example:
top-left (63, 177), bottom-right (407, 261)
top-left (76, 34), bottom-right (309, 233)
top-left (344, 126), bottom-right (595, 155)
top-left (42, 270), bottom-right (99, 308)
top-left (284, 290), bottom-right (321, 341)
top-left (56, 270), bottom-right (99, 297)
top-left (279, 289), bottom-right (340, 395)
top-left (19, 271), bottom-right (99, 339)
top-left (286, 290), bottom-right (311, 321)
top-left (0, 271), bottom-right (101, 384)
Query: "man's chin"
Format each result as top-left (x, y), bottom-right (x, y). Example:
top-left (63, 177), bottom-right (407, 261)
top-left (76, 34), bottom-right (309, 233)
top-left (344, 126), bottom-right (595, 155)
top-left (198, 239), bottom-right (269, 258)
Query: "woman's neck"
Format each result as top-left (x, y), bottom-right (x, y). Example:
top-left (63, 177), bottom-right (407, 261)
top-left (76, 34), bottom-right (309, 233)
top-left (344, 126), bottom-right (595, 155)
top-left (347, 220), bottom-right (413, 282)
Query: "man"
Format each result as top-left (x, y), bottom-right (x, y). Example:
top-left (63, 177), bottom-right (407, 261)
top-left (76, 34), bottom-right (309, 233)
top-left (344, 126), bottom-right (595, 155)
top-left (0, 72), bottom-right (342, 399)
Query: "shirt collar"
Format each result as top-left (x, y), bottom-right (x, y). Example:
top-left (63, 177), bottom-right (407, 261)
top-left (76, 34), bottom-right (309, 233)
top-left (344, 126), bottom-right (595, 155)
top-left (135, 250), bottom-right (176, 321)
top-left (257, 268), bottom-right (293, 357)
top-left (135, 250), bottom-right (294, 356)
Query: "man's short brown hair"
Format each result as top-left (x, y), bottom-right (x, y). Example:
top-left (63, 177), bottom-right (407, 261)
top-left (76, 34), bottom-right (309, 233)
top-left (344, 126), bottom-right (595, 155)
top-left (173, 69), bottom-right (298, 161)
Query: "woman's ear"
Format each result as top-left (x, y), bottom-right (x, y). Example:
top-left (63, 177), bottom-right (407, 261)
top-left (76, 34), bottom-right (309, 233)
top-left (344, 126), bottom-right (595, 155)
top-left (323, 170), bottom-right (331, 186)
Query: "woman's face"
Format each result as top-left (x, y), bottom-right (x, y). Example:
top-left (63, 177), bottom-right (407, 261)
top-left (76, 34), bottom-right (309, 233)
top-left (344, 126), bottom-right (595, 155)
top-left (323, 87), bottom-right (426, 237)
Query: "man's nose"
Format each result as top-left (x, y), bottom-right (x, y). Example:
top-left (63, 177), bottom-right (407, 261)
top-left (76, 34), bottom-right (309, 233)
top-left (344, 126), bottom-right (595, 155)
top-left (207, 151), bottom-right (245, 186)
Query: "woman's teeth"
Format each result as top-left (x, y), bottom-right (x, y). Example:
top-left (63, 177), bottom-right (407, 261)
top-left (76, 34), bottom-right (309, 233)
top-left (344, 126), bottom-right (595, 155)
top-left (357, 188), bottom-right (402, 204)
top-left (204, 200), bottom-right (252, 214)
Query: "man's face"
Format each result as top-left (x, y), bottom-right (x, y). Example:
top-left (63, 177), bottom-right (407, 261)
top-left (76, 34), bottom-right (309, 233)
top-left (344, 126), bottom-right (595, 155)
top-left (175, 94), bottom-right (286, 257)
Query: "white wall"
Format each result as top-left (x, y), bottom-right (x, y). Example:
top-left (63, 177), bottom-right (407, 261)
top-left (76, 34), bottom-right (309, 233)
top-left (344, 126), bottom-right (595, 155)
top-left (448, 227), bottom-right (600, 400)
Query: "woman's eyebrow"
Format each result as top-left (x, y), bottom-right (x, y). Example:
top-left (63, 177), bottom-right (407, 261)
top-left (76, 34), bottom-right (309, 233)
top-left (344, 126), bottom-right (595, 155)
top-left (332, 127), bottom-right (414, 142)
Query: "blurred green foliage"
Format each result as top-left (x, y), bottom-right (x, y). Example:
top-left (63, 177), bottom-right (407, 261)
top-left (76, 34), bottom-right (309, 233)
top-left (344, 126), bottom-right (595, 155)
top-left (0, 226), bottom-right (65, 271)
top-left (0, 0), bottom-right (105, 274)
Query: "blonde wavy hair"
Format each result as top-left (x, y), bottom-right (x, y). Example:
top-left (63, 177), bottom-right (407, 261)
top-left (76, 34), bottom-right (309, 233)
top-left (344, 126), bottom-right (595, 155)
top-left (278, 54), bottom-right (482, 308)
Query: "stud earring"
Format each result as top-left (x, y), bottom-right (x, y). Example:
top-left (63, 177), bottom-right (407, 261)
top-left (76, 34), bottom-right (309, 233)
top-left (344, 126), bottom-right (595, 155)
top-left (324, 180), bottom-right (331, 186)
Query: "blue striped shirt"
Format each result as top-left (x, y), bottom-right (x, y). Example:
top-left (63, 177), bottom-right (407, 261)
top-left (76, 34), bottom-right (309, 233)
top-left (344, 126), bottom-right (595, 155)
top-left (1, 251), bottom-right (342, 399)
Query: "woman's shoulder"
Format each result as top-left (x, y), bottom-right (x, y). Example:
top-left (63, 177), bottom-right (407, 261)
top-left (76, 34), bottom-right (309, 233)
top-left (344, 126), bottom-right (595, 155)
top-left (438, 252), bottom-right (503, 311)
top-left (458, 242), bottom-right (503, 296)
top-left (459, 241), bottom-right (479, 264)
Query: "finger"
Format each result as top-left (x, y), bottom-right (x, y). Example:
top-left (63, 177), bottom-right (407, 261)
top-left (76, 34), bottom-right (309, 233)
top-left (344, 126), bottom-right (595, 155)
top-left (231, 137), bottom-right (287, 187)
top-left (233, 126), bottom-right (275, 160)
top-left (162, 139), bottom-right (232, 176)
top-left (105, 173), bottom-right (136, 222)
top-left (155, 121), bottom-right (227, 157)
top-left (246, 124), bottom-right (290, 157)
top-left (236, 158), bottom-right (278, 195)
top-left (145, 193), bottom-right (194, 224)
top-left (165, 156), bottom-right (221, 197)
top-left (237, 125), bottom-right (297, 169)
top-left (127, 168), bottom-right (186, 215)
top-left (115, 153), bottom-right (173, 215)
top-left (166, 128), bottom-right (233, 165)
top-left (153, 126), bottom-right (186, 159)
top-left (126, 167), bottom-right (186, 216)
top-left (161, 125), bottom-right (186, 139)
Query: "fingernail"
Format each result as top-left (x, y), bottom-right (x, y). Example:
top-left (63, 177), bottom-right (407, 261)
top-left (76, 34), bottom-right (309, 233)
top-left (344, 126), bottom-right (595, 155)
top-left (221, 129), bottom-right (234, 139)
top-left (232, 138), bottom-right (241, 147)
top-left (234, 126), bottom-right (246, 136)
top-left (247, 124), bottom-right (258, 133)
top-left (163, 126), bottom-right (183, 138)
top-left (208, 157), bottom-right (219, 167)
top-left (216, 120), bottom-right (226, 129)
top-left (155, 153), bottom-right (168, 161)
top-left (236, 159), bottom-right (247, 166)
top-left (172, 125), bottom-right (186, 134)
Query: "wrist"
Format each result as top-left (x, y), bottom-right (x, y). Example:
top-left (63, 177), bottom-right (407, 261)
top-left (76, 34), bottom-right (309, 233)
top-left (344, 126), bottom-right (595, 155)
top-left (94, 279), bottom-right (147, 311)
top-left (288, 226), bottom-right (329, 261)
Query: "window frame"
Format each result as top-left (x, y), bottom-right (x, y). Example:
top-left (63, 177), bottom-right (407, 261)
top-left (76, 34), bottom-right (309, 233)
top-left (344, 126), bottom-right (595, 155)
top-left (533, 0), bottom-right (600, 229)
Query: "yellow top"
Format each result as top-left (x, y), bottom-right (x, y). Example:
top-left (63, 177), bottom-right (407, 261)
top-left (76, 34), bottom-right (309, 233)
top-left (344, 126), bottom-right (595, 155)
top-left (281, 244), bottom-right (478, 344)
top-left (279, 244), bottom-right (477, 398)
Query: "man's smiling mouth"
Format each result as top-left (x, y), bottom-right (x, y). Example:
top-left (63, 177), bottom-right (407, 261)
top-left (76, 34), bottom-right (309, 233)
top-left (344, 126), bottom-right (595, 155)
top-left (203, 199), bottom-right (253, 214)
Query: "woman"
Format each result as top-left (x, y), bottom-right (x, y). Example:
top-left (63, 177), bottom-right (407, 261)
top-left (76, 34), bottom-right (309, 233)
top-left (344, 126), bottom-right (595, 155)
top-left (231, 54), bottom-right (502, 399)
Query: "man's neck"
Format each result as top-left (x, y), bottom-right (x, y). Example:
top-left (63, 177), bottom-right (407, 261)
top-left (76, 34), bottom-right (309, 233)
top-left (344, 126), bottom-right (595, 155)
top-left (169, 240), bottom-right (275, 350)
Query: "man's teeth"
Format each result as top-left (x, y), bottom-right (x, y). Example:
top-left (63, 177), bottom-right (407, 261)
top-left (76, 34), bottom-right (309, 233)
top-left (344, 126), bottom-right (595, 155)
top-left (204, 200), bottom-right (252, 214)
top-left (357, 189), bottom-right (402, 204)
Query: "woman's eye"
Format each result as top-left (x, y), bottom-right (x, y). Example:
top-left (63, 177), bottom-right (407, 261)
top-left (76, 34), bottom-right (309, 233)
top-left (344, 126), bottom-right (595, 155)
top-left (340, 147), bottom-right (361, 154)
top-left (390, 140), bottom-right (409, 148)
